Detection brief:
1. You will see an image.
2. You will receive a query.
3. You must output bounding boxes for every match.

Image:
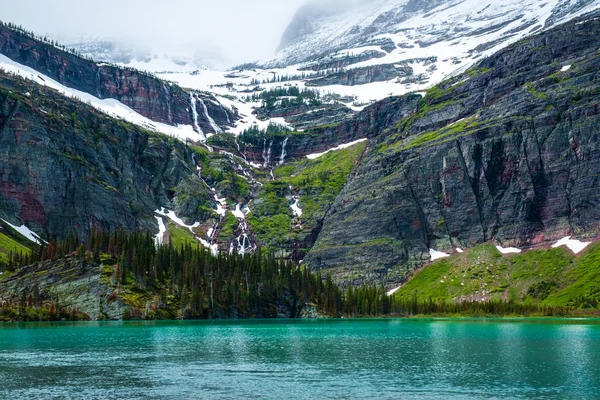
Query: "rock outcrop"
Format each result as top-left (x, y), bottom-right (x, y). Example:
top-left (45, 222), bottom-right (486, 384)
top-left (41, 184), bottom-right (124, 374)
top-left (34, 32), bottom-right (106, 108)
top-left (0, 72), bottom-right (213, 240)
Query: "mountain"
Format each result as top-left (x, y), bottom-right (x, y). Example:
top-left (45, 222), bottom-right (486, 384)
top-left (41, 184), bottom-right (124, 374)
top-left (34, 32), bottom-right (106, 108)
top-left (1, 3), bottom-right (600, 308)
top-left (305, 11), bottom-right (600, 287)
top-left (146, 0), bottom-right (599, 136)
top-left (0, 23), bottom-right (237, 141)
top-left (274, 0), bottom-right (598, 67)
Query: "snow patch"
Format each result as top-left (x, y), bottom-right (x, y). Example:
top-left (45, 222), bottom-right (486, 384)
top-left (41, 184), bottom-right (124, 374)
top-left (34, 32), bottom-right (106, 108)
top-left (306, 139), bottom-right (367, 160)
top-left (290, 197), bottom-right (303, 217)
top-left (496, 245), bottom-right (522, 254)
top-left (561, 65), bottom-right (572, 72)
top-left (214, 195), bottom-right (228, 217)
top-left (231, 204), bottom-right (246, 220)
top-left (386, 286), bottom-right (402, 296)
top-left (0, 218), bottom-right (46, 244)
top-left (155, 208), bottom-right (200, 234)
top-left (456, 248), bottom-right (464, 253)
top-left (429, 248), bottom-right (450, 261)
top-left (552, 236), bottom-right (591, 254)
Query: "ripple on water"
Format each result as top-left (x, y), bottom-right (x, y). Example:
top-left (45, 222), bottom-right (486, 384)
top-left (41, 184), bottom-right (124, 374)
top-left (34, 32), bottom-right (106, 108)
top-left (0, 319), bottom-right (599, 399)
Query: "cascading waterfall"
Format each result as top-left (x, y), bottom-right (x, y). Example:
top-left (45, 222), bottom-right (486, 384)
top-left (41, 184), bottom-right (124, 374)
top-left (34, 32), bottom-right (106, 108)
top-left (189, 92), bottom-right (207, 142)
top-left (235, 139), bottom-right (248, 162)
top-left (163, 84), bottom-right (173, 124)
top-left (95, 69), bottom-right (102, 98)
top-left (263, 140), bottom-right (273, 167)
top-left (198, 97), bottom-right (222, 134)
top-left (278, 137), bottom-right (289, 165)
top-left (230, 221), bottom-right (256, 255)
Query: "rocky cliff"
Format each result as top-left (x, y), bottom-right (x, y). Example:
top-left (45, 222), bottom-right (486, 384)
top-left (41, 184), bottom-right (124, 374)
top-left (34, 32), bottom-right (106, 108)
top-left (0, 71), bottom-right (214, 240)
top-left (235, 94), bottom-right (420, 165)
top-left (305, 13), bottom-right (600, 287)
top-left (0, 24), bottom-right (236, 134)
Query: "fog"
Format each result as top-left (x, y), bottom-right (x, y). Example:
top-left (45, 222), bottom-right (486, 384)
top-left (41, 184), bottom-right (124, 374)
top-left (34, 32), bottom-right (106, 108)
top-left (1, 0), bottom-right (317, 68)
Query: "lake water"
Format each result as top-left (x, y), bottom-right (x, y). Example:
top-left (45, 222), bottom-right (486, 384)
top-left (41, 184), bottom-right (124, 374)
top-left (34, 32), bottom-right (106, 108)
top-left (0, 319), bottom-right (599, 399)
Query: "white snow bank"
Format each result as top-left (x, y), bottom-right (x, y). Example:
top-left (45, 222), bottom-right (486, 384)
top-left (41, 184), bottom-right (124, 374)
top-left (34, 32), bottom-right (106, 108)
top-left (196, 237), bottom-right (219, 256)
top-left (560, 65), bottom-right (572, 72)
top-left (456, 248), bottom-right (464, 253)
top-left (214, 194), bottom-right (227, 217)
top-left (155, 208), bottom-right (200, 234)
top-left (429, 248), bottom-right (450, 261)
top-left (306, 139), bottom-right (367, 160)
top-left (386, 286), bottom-right (402, 296)
top-left (290, 197), bottom-right (303, 217)
top-left (496, 245), bottom-right (522, 254)
top-left (552, 236), bottom-right (591, 254)
top-left (0, 218), bottom-right (46, 244)
top-left (231, 204), bottom-right (246, 220)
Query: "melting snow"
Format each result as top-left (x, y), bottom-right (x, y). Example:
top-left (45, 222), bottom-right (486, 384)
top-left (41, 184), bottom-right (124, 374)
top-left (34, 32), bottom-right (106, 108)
top-left (306, 139), bottom-right (367, 160)
top-left (231, 204), bottom-right (246, 220)
top-left (214, 195), bottom-right (228, 217)
top-left (386, 286), bottom-right (402, 296)
top-left (290, 197), bottom-right (303, 217)
top-left (561, 65), bottom-right (572, 72)
top-left (496, 245), bottom-right (522, 254)
top-left (552, 236), bottom-right (591, 254)
top-left (429, 249), bottom-right (450, 261)
top-left (0, 218), bottom-right (46, 244)
top-left (456, 248), bottom-right (464, 253)
top-left (155, 208), bottom-right (200, 234)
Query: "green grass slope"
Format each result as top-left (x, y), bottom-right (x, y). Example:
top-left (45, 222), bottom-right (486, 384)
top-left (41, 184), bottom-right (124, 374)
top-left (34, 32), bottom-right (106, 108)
top-left (394, 242), bottom-right (600, 310)
top-left (0, 221), bottom-right (33, 265)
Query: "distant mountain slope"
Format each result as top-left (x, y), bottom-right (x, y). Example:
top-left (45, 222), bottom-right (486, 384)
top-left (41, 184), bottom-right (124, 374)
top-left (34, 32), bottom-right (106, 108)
top-left (273, 0), bottom-right (599, 67)
top-left (0, 23), bottom-right (237, 141)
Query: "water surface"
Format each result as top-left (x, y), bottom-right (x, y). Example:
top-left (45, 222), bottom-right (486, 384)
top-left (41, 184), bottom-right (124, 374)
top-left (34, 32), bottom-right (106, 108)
top-left (1, 319), bottom-right (599, 399)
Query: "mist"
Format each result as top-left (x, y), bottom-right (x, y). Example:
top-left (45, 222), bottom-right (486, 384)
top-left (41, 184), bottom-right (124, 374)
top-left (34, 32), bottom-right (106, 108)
top-left (1, 0), bottom-right (314, 68)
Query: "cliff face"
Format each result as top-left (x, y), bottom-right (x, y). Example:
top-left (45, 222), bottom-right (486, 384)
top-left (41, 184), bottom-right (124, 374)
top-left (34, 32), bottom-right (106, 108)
top-left (0, 25), bottom-right (236, 133)
top-left (236, 94), bottom-right (420, 164)
top-left (0, 72), bottom-right (213, 240)
top-left (305, 14), bottom-right (600, 287)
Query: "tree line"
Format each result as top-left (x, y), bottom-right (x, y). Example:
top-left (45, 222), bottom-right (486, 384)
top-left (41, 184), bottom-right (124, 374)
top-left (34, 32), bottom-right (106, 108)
top-left (1, 228), bottom-right (572, 320)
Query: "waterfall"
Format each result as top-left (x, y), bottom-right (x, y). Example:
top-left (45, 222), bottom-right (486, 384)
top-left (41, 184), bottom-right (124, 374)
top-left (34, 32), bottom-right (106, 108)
top-left (235, 139), bottom-right (248, 161)
top-left (95, 68), bottom-right (102, 98)
top-left (278, 137), bottom-right (289, 165)
top-left (190, 92), bottom-right (206, 141)
top-left (263, 140), bottom-right (273, 168)
top-left (163, 84), bottom-right (173, 124)
top-left (198, 97), bottom-right (222, 134)
top-left (231, 221), bottom-right (255, 256)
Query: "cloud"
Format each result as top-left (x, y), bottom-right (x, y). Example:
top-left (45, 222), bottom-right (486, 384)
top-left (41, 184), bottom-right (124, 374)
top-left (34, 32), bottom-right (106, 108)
top-left (1, 0), bottom-right (310, 67)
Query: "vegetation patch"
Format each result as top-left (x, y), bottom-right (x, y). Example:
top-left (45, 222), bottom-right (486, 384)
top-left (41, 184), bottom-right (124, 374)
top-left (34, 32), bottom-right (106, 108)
top-left (394, 243), bottom-right (600, 310)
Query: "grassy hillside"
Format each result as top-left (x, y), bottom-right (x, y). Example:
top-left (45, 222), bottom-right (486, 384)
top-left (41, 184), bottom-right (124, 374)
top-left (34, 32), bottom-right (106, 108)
top-left (248, 141), bottom-right (367, 251)
top-left (0, 221), bottom-right (33, 265)
top-left (394, 243), bottom-right (600, 310)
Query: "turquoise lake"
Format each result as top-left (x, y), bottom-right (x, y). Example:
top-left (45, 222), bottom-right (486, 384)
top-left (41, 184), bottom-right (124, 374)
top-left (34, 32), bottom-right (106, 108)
top-left (0, 319), bottom-right (599, 399)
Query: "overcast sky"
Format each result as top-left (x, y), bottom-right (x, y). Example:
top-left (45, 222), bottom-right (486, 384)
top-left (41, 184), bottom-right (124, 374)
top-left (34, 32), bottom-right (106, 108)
top-left (1, 0), bottom-right (310, 67)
